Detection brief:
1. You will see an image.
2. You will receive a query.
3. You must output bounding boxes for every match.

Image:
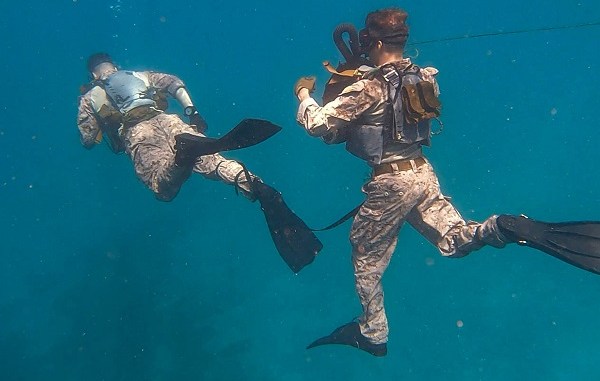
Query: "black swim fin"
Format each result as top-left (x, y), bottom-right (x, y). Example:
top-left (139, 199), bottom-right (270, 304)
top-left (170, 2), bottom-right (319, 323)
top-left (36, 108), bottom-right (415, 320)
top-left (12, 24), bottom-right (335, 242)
top-left (306, 322), bottom-right (387, 357)
top-left (240, 167), bottom-right (322, 273)
top-left (497, 214), bottom-right (600, 275)
top-left (175, 118), bottom-right (281, 166)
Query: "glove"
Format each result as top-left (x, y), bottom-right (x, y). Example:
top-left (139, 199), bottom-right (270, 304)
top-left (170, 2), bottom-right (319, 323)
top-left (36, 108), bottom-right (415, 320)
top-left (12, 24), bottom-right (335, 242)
top-left (294, 76), bottom-right (316, 96)
top-left (185, 106), bottom-right (208, 133)
top-left (189, 113), bottom-right (208, 133)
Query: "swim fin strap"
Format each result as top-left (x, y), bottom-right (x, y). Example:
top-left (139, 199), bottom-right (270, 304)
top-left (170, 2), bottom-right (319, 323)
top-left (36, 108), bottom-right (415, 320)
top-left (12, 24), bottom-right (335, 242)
top-left (497, 214), bottom-right (600, 275)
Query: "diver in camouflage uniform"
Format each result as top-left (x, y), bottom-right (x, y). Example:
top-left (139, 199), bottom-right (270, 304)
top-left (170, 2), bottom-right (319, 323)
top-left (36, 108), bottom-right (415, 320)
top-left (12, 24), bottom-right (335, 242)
top-left (77, 53), bottom-right (322, 275)
top-left (77, 53), bottom-right (256, 201)
top-left (294, 8), bottom-right (509, 356)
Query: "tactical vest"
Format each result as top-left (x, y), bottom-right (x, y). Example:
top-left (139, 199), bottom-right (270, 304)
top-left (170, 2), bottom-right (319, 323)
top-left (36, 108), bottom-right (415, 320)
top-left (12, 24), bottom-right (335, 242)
top-left (103, 71), bottom-right (157, 114)
top-left (86, 85), bottom-right (125, 153)
top-left (81, 71), bottom-right (165, 154)
top-left (344, 64), bottom-right (440, 165)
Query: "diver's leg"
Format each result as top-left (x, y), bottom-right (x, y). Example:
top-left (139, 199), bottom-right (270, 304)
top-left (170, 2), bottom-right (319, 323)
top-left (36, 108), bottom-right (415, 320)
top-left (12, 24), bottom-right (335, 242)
top-left (124, 114), bottom-right (197, 201)
top-left (406, 163), bottom-right (507, 257)
top-left (350, 170), bottom-right (427, 344)
top-left (192, 153), bottom-right (257, 200)
top-left (350, 216), bottom-right (398, 345)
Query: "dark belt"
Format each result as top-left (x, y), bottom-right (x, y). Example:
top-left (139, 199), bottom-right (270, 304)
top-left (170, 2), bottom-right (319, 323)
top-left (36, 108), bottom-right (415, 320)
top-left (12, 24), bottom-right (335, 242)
top-left (373, 157), bottom-right (427, 177)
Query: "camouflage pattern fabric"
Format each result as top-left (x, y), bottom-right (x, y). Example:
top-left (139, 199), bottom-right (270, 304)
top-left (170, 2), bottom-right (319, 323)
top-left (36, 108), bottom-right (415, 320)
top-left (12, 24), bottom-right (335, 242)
top-left (77, 71), bottom-right (254, 201)
top-left (122, 113), bottom-right (253, 201)
top-left (349, 160), bottom-right (505, 344)
top-left (296, 60), bottom-right (508, 345)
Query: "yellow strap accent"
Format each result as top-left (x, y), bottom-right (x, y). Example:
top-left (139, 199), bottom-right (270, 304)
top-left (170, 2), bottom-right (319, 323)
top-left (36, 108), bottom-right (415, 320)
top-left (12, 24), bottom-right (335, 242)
top-left (322, 61), bottom-right (360, 77)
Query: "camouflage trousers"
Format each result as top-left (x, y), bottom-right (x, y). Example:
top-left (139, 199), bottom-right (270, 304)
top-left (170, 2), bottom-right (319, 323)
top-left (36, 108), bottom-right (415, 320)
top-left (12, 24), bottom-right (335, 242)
top-left (123, 113), bottom-right (254, 201)
top-left (349, 159), bottom-right (507, 344)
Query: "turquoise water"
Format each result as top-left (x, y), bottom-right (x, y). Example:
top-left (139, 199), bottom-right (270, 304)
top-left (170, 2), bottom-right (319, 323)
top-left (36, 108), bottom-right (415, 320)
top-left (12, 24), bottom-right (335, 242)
top-left (1, 1), bottom-right (600, 380)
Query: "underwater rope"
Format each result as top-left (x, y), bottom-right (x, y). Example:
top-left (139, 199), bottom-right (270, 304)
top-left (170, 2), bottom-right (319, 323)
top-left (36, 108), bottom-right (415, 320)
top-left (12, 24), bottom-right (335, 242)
top-left (409, 20), bottom-right (600, 46)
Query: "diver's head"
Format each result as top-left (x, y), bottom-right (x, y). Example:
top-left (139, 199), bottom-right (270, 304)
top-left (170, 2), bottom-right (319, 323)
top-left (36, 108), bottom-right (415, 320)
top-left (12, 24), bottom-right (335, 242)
top-left (87, 52), bottom-right (117, 80)
top-left (359, 8), bottom-right (409, 63)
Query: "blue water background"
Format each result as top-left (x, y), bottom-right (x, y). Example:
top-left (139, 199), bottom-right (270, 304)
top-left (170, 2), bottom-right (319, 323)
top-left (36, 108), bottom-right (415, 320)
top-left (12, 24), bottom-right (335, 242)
top-left (1, 0), bottom-right (600, 380)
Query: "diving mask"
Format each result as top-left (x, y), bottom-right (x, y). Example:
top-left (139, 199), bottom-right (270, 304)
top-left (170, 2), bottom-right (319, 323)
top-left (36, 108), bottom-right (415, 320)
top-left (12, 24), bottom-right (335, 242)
top-left (358, 27), bottom-right (409, 55)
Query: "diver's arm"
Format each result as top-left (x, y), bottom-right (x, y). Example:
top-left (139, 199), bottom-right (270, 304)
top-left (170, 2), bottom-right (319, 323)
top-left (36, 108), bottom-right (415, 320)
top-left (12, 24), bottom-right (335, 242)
top-left (146, 71), bottom-right (207, 131)
top-left (296, 80), bottom-right (375, 138)
top-left (173, 87), bottom-right (194, 109)
top-left (145, 72), bottom-right (186, 98)
top-left (420, 66), bottom-right (440, 96)
top-left (76, 95), bottom-right (102, 149)
top-left (146, 72), bottom-right (195, 108)
top-left (296, 94), bottom-right (332, 136)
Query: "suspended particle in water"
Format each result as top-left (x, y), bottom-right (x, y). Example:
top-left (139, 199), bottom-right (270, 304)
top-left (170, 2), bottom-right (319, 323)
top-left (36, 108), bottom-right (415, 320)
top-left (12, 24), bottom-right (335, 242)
top-left (159, 16), bottom-right (166, 23)
top-left (425, 257), bottom-right (435, 266)
top-left (456, 320), bottom-right (464, 328)
top-left (550, 107), bottom-right (558, 116)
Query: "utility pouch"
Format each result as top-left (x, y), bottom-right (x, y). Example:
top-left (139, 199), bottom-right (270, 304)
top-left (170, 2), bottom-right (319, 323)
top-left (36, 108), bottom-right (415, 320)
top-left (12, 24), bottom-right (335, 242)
top-left (97, 104), bottom-right (126, 153)
top-left (153, 91), bottom-right (169, 111)
top-left (401, 84), bottom-right (426, 125)
top-left (400, 81), bottom-right (440, 125)
top-left (417, 81), bottom-right (441, 112)
top-left (97, 104), bottom-right (122, 126)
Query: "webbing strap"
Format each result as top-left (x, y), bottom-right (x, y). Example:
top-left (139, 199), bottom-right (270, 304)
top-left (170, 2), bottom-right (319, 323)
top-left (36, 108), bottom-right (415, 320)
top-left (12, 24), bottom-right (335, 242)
top-left (381, 66), bottom-right (401, 88)
top-left (311, 203), bottom-right (362, 232)
top-left (322, 61), bottom-right (360, 77)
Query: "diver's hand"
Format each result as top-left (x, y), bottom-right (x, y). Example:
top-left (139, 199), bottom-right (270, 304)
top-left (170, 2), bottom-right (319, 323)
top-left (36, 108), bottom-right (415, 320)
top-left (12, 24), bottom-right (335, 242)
top-left (189, 111), bottom-right (208, 134)
top-left (294, 76), bottom-right (316, 97)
